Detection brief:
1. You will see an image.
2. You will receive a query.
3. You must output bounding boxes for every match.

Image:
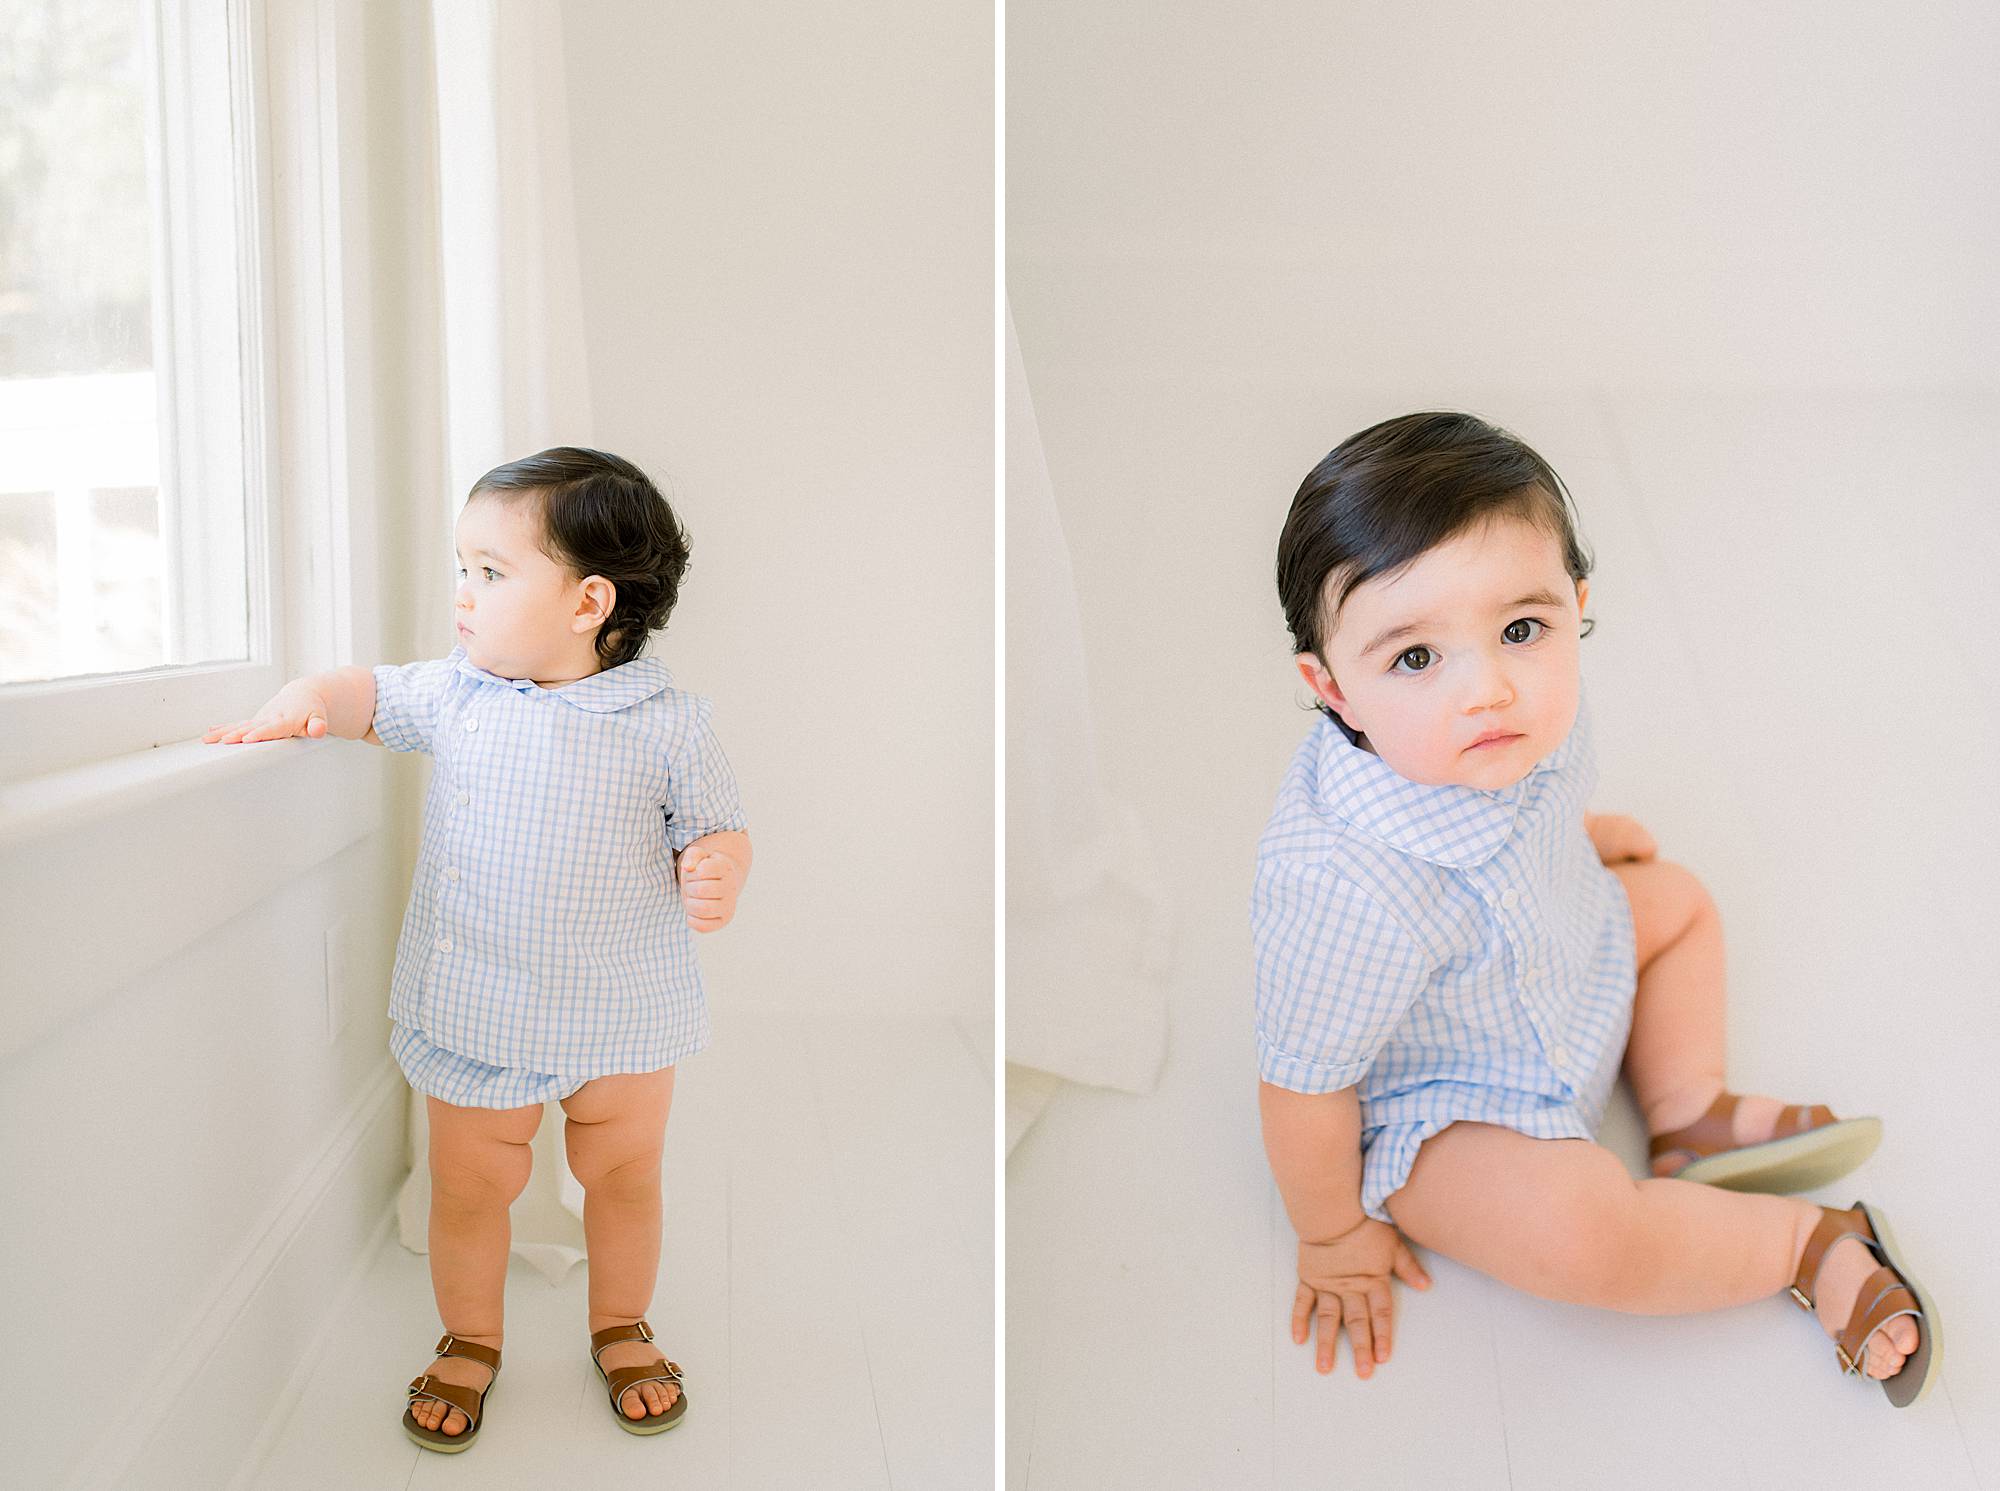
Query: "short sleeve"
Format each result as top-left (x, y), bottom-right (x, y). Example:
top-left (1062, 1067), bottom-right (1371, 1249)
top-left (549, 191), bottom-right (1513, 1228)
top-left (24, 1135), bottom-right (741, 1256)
top-left (369, 654), bottom-right (455, 755)
top-left (1251, 858), bottom-right (1432, 1093)
top-left (662, 695), bottom-right (747, 852)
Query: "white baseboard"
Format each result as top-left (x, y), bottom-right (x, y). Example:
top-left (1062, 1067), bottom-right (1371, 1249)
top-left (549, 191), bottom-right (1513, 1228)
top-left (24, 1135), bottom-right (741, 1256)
top-left (61, 1059), bottom-right (409, 1490)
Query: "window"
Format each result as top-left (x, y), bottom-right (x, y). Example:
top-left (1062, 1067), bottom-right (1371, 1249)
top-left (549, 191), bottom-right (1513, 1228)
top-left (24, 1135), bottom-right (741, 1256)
top-left (0, 0), bottom-right (285, 784)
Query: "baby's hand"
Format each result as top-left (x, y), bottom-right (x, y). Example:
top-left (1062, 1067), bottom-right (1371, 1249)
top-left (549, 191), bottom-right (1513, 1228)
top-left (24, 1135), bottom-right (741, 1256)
top-left (202, 682), bottom-right (330, 745)
top-left (1292, 1216), bottom-right (1432, 1379)
top-left (678, 845), bottom-right (743, 933)
top-left (1585, 812), bottom-right (1656, 865)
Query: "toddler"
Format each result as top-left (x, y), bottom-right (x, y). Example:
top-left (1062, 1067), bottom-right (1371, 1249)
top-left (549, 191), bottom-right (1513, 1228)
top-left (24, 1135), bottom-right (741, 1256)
top-left (204, 446), bottom-right (750, 1449)
top-left (1252, 412), bottom-right (1939, 1407)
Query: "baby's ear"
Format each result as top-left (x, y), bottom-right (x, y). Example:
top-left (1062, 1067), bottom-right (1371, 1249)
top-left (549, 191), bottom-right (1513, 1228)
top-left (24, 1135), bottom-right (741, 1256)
top-left (1294, 653), bottom-right (1347, 714)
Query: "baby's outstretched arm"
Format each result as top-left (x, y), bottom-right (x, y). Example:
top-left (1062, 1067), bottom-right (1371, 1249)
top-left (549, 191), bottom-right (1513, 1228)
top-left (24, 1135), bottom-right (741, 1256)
top-left (677, 829), bottom-right (752, 933)
top-left (202, 665), bottom-right (381, 746)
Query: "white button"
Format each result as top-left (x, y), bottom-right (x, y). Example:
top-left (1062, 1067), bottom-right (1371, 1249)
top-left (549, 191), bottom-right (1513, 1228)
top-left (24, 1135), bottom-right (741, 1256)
top-left (465, 717), bottom-right (478, 732)
top-left (458, 791), bottom-right (471, 805)
top-left (1500, 889), bottom-right (1520, 909)
top-left (435, 936), bottom-right (452, 953)
top-left (445, 866), bottom-right (460, 881)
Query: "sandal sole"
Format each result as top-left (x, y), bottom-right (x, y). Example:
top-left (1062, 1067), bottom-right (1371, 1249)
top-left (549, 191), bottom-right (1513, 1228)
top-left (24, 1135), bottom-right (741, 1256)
top-left (1856, 1201), bottom-right (1943, 1408)
top-left (602, 1389), bottom-right (688, 1435)
top-left (1671, 1115), bottom-right (1881, 1193)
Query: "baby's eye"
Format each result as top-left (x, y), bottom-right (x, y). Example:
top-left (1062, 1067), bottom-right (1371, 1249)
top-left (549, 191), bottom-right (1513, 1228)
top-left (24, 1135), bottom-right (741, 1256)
top-left (1392, 615), bottom-right (1544, 675)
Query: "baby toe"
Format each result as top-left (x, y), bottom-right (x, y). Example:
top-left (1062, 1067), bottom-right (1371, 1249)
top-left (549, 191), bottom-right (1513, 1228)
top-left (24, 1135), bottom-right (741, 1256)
top-left (623, 1388), bottom-right (646, 1418)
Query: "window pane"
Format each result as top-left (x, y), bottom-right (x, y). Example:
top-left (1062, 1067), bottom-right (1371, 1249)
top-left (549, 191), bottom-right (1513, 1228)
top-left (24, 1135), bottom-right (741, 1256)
top-left (0, 0), bottom-right (249, 687)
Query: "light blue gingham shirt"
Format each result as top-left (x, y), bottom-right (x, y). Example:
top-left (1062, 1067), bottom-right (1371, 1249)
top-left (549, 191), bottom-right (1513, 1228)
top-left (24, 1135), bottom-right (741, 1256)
top-left (371, 644), bottom-right (747, 1076)
top-left (1252, 681), bottom-right (1637, 1223)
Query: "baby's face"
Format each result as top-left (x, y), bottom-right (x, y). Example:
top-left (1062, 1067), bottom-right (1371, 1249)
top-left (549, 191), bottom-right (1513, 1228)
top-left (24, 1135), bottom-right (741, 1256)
top-left (452, 495), bottom-right (611, 682)
top-left (1298, 514), bottom-right (1588, 790)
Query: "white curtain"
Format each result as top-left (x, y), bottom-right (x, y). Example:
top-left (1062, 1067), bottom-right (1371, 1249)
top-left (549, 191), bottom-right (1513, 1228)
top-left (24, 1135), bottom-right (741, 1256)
top-left (1004, 304), bottom-right (1170, 1151)
top-left (394, 0), bottom-right (596, 1287)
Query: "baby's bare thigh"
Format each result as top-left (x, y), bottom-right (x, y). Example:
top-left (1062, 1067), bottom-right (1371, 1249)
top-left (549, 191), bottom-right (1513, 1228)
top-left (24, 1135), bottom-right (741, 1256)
top-left (1608, 858), bottom-right (1711, 969)
top-left (426, 1095), bottom-right (543, 1204)
top-left (558, 1067), bottom-right (677, 1185)
top-left (1383, 1121), bottom-right (1640, 1301)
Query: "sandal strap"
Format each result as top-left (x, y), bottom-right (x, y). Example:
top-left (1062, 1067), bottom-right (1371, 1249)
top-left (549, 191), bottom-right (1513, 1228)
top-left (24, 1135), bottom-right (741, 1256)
top-left (1834, 1265), bottom-right (1922, 1376)
top-left (1790, 1204), bottom-right (1883, 1312)
top-left (1647, 1092), bottom-right (1738, 1162)
top-left (407, 1374), bottom-right (488, 1426)
top-left (603, 1359), bottom-right (686, 1400)
top-left (1648, 1092), bottom-right (1838, 1164)
top-left (430, 1332), bottom-right (501, 1374)
top-left (1774, 1102), bottom-right (1836, 1140)
top-left (590, 1317), bottom-right (656, 1360)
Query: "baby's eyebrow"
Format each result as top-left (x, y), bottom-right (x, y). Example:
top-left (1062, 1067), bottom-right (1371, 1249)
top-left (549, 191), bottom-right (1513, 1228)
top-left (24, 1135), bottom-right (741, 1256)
top-left (454, 545), bottom-right (509, 563)
top-left (1359, 588), bottom-right (1568, 658)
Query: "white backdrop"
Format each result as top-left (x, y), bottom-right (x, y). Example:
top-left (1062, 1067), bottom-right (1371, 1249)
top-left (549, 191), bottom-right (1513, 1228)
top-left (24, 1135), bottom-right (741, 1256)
top-left (1007, 5), bottom-right (1998, 1482)
top-left (561, 0), bottom-right (993, 1027)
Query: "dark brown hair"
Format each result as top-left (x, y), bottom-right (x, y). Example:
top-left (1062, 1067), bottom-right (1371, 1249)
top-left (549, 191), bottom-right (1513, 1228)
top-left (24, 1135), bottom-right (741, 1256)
top-left (467, 446), bottom-right (691, 671)
top-left (1276, 412), bottom-right (1595, 720)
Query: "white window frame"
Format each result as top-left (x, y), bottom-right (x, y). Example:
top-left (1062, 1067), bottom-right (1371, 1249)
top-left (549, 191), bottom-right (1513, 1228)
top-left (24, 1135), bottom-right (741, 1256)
top-left (0, 0), bottom-right (357, 791)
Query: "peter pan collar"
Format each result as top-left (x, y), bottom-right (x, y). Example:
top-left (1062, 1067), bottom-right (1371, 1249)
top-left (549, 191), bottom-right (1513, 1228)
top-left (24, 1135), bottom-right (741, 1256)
top-left (1312, 686), bottom-right (1589, 869)
top-left (450, 643), bottom-right (673, 713)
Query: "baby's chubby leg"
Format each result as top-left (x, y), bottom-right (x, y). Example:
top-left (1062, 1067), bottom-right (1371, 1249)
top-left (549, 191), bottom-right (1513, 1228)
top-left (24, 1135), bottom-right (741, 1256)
top-left (562, 1066), bottom-right (679, 1419)
top-left (409, 1095), bottom-right (541, 1436)
top-left (1611, 859), bottom-right (1796, 1168)
top-left (1383, 1122), bottom-right (1919, 1380)
top-left (1385, 1121), bottom-right (1808, 1314)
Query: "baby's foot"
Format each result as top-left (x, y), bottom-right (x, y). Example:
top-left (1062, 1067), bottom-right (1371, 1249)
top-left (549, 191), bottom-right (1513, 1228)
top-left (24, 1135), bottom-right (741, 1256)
top-left (1794, 1220), bottom-right (1920, 1382)
top-left (407, 1334), bottom-right (498, 1437)
top-left (595, 1331), bottom-right (681, 1420)
top-left (1649, 1089), bottom-right (1805, 1178)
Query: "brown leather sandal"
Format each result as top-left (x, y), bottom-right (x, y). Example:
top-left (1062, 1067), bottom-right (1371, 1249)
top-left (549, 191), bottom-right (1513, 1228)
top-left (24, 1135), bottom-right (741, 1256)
top-left (403, 1332), bottom-right (500, 1453)
top-left (1790, 1201), bottom-right (1941, 1407)
top-left (590, 1317), bottom-right (688, 1435)
top-left (1648, 1091), bottom-right (1881, 1192)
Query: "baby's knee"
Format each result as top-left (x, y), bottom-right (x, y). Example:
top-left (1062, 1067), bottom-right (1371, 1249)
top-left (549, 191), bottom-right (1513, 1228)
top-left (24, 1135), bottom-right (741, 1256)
top-left (1523, 1149), bottom-right (1650, 1309)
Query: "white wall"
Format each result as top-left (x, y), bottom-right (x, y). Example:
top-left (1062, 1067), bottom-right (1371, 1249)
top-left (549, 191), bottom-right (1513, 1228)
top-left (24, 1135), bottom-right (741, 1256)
top-left (559, 0), bottom-right (994, 1025)
top-left (1011, 1), bottom-right (1997, 394)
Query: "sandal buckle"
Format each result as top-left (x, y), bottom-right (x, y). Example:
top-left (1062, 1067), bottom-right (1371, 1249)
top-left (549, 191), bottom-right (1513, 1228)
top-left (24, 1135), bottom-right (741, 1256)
top-left (1787, 1285), bottom-right (1813, 1311)
top-left (1835, 1343), bottom-right (1859, 1375)
top-left (435, 1332), bottom-right (455, 1354)
top-left (636, 1318), bottom-right (654, 1342)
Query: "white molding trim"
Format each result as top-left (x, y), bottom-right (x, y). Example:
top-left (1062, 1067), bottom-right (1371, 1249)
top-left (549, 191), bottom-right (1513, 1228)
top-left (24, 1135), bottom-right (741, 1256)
top-left (61, 1057), bottom-right (409, 1490)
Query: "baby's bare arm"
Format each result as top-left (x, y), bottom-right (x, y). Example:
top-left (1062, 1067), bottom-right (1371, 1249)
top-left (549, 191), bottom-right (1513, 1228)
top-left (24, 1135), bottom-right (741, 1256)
top-left (1261, 1081), bottom-right (1432, 1376)
top-left (1261, 1081), bottom-right (1367, 1243)
top-left (202, 664), bottom-right (380, 745)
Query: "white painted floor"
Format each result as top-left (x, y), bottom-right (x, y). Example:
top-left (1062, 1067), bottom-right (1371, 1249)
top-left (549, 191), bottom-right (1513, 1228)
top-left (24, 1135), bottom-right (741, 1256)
top-left (250, 1009), bottom-right (994, 1490)
top-left (1006, 391), bottom-right (2000, 1489)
